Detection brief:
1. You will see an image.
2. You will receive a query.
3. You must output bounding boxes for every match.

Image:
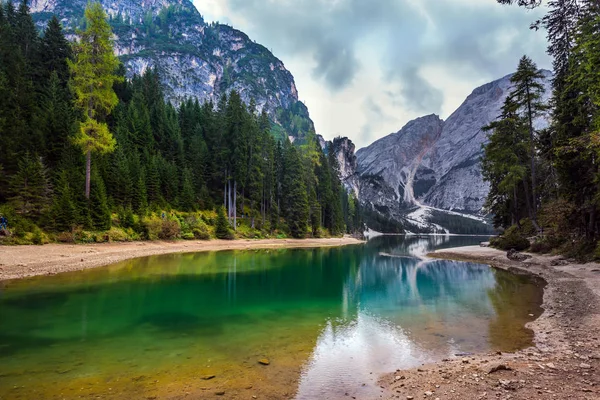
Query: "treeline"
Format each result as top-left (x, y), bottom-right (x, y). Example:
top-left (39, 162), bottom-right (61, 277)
top-left (483, 0), bottom-right (600, 257)
top-left (0, 1), bottom-right (361, 243)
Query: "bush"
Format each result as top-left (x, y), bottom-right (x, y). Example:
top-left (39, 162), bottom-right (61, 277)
top-left (56, 231), bottom-right (75, 243)
top-left (181, 232), bottom-right (195, 240)
top-left (143, 216), bottom-right (163, 240)
top-left (490, 225), bottom-right (530, 251)
top-left (31, 227), bottom-right (44, 245)
top-left (192, 224), bottom-right (210, 240)
top-left (560, 239), bottom-right (596, 262)
top-left (73, 229), bottom-right (95, 243)
top-left (159, 218), bottom-right (181, 240)
top-left (106, 227), bottom-right (139, 242)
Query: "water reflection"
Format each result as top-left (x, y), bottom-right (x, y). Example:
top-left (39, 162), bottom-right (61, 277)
top-left (0, 235), bottom-right (543, 400)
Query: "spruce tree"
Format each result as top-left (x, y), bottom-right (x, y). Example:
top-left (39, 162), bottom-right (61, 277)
top-left (42, 16), bottom-right (72, 85)
top-left (9, 153), bottom-right (52, 218)
top-left (282, 143), bottom-right (308, 238)
top-left (482, 96), bottom-right (530, 228)
top-left (510, 56), bottom-right (548, 230)
top-left (215, 206), bottom-right (233, 240)
top-left (51, 170), bottom-right (78, 232)
top-left (89, 168), bottom-right (111, 230)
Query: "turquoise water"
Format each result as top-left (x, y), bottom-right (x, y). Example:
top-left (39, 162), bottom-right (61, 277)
top-left (0, 236), bottom-right (543, 399)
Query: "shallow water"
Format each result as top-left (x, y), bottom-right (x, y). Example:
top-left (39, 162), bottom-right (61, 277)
top-left (0, 236), bottom-right (543, 399)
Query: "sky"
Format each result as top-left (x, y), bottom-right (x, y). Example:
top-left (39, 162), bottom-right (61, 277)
top-left (193, 0), bottom-right (550, 149)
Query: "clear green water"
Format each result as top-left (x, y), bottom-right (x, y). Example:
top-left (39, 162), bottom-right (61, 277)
top-left (0, 236), bottom-right (543, 400)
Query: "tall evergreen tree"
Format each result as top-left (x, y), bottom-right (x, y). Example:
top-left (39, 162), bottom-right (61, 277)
top-left (510, 56), bottom-right (548, 230)
top-left (69, 2), bottom-right (121, 199)
top-left (42, 16), bottom-right (72, 84)
top-left (9, 153), bottom-right (52, 218)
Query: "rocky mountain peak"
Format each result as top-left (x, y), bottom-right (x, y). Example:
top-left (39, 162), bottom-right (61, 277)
top-left (349, 69), bottom-right (552, 233)
top-left (27, 0), bottom-right (315, 140)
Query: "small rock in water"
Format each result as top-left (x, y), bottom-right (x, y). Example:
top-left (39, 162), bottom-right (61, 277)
top-left (579, 363), bottom-right (591, 369)
top-left (215, 391), bottom-right (225, 396)
top-left (462, 358), bottom-right (470, 364)
top-left (424, 391), bottom-right (434, 397)
top-left (545, 363), bottom-right (556, 369)
top-left (202, 375), bottom-right (216, 380)
top-left (258, 359), bottom-right (270, 365)
top-left (406, 396), bottom-right (414, 400)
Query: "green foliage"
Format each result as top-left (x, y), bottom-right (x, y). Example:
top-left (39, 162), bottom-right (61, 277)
top-left (69, 2), bottom-right (121, 198)
top-left (215, 206), bottom-right (234, 240)
top-left (0, 3), bottom-right (359, 245)
top-left (51, 170), bottom-right (78, 232)
top-left (492, 0), bottom-right (600, 256)
top-left (490, 225), bottom-right (531, 251)
top-left (8, 153), bottom-right (52, 218)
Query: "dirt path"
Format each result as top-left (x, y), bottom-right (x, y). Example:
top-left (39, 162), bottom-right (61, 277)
top-left (380, 245), bottom-right (600, 400)
top-left (0, 237), bottom-right (363, 281)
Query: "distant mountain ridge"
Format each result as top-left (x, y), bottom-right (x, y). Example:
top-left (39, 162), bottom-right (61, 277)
top-left (333, 70), bottom-right (552, 233)
top-left (26, 0), bottom-right (315, 140)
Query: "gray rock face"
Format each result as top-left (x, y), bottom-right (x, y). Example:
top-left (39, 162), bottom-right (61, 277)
top-left (350, 70), bottom-right (552, 230)
top-left (28, 0), bottom-right (313, 135)
top-left (330, 137), bottom-right (359, 196)
top-left (422, 70), bottom-right (552, 212)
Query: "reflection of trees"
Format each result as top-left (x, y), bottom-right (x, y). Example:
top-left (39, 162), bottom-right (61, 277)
top-left (486, 271), bottom-right (543, 351)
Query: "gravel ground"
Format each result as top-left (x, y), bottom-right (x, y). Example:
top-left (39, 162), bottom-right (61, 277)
top-left (380, 246), bottom-right (600, 400)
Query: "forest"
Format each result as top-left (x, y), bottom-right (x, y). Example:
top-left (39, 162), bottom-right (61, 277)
top-left (0, 1), bottom-right (361, 244)
top-left (483, 0), bottom-right (600, 258)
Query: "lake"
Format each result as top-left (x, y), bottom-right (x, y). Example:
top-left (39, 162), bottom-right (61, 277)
top-left (0, 236), bottom-right (543, 399)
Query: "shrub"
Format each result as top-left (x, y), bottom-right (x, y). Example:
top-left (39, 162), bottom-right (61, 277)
top-left (490, 225), bottom-right (530, 251)
top-left (31, 227), bottom-right (44, 245)
top-left (56, 231), bottom-right (75, 243)
top-left (107, 227), bottom-right (139, 242)
top-left (192, 220), bottom-right (211, 240)
top-left (181, 232), bottom-right (195, 240)
top-left (159, 218), bottom-right (181, 240)
top-left (144, 216), bottom-right (163, 240)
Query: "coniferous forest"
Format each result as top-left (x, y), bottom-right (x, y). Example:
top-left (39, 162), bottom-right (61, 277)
top-left (483, 0), bottom-right (600, 258)
top-left (0, 1), bottom-right (361, 244)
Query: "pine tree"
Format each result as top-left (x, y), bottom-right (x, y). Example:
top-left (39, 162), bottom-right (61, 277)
top-left (69, 2), bottom-right (122, 199)
top-left (89, 168), bottom-right (111, 230)
top-left (132, 169), bottom-right (148, 214)
top-left (215, 206), bottom-right (233, 240)
top-left (51, 170), bottom-right (78, 232)
top-left (42, 16), bottom-right (72, 85)
top-left (510, 56), bottom-right (548, 229)
top-left (482, 96), bottom-right (530, 228)
top-left (179, 168), bottom-right (196, 211)
top-left (40, 71), bottom-right (75, 169)
top-left (282, 142), bottom-right (309, 238)
top-left (9, 153), bottom-right (52, 217)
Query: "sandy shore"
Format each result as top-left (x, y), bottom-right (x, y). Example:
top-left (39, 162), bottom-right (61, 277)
top-left (0, 237), bottom-right (363, 281)
top-left (380, 245), bottom-right (600, 400)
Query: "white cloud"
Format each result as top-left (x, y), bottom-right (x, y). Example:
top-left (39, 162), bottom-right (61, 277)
top-left (193, 0), bottom-right (550, 149)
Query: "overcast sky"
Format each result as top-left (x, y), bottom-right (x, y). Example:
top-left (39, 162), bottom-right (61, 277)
top-left (193, 0), bottom-right (550, 149)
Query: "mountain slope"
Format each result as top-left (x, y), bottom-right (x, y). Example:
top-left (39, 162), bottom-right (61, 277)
top-left (28, 0), bottom-right (314, 139)
top-left (352, 70), bottom-right (552, 233)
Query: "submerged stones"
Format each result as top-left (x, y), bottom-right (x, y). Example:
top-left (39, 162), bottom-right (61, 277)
top-left (258, 359), bottom-right (270, 365)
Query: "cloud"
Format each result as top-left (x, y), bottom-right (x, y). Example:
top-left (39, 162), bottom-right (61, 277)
top-left (194, 0), bottom-right (550, 148)
top-left (360, 97), bottom-right (400, 143)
